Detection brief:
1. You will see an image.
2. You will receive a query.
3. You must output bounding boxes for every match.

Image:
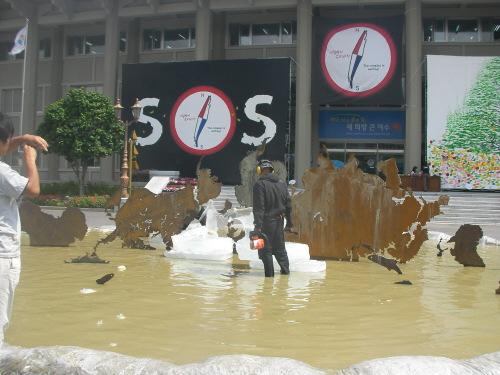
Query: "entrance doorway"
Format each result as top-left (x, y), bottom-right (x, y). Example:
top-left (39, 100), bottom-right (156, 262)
top-left (322, 141), bottom-right (405, 176)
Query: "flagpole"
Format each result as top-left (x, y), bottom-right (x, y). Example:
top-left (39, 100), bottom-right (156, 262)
top-left (19, 18), bottom-right (29, 142)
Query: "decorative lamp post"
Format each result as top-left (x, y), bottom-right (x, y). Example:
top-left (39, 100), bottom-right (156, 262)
top-left (114, 98), bottom-right (142, 199)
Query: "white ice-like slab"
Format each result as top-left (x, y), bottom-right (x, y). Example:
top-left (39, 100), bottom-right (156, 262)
top-left (164, 225), bottom-right (234, 260)
top-left (236, 238), bottom-right (326, 273)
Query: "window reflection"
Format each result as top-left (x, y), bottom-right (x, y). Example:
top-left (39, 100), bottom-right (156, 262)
top-left (229, 22), bottom-right (296, 46)
top-left (143, 29), bottom-right (161, 50)
top-left (448, 20), bottom-right (478, 42)
top-left (252, 23), bottom-right (280, 45)
top-left (422, 18), bottom-right (500, 42)
top-left (143, 27), bottom-right (195, 50)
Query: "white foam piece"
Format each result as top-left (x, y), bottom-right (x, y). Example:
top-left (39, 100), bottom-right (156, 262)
top-left (165, 226), bottom-right (234, 260)
top-left (80, 288), bottom-right (96, 294)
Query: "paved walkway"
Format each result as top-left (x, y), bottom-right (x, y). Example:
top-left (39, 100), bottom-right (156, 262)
top-left (40, 207), bottom-right (500, 244)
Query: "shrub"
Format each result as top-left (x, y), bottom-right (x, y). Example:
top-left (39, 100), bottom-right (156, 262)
top-left (39, 182), bottom-right (120, 196)
top-left (26, 194), bottom-right (110, 208)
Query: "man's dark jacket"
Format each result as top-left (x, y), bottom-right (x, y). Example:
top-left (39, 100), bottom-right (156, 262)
top-left (252, 173), bottom-right (293, 230)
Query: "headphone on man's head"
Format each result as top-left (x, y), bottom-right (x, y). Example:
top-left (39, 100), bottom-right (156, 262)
top-left (256, 159), bottom-right (275, 176)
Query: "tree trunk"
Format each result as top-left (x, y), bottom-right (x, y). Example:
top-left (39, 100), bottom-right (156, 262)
top-left (71, 160), bottom-right (88, 196)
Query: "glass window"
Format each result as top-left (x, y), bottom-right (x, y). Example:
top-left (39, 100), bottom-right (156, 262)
top-left (281, 22), bottom-right (293, 44)
top-left (36, 87), bottom-right (43, 112)
top-left (67, 35), bottom-right (84, 55)
top-left (229, 23), bottom-right (239, 46)
top-left (494, 19), bottom-right (500, 41)
top-left (483, 18), bottom-right (500, 42)
top-left (88, 157), bottom-right (100, 167)
top-left (0, 42), bottom-right (12, 61)
top-left (423, 19), bottom-right (445, 42)
top-left (143, 29), bottom-right (161, 50)
top-left (119, 31), bottom-right (126, 52)
top-left (346, 143), bottom-right (377, 150)
top-left (378, 143), bottom-right (404, 150)
top-left (230, 22), bottom-right (296, 46)
top-left (85, 35), bottom-right (105, 54)
top-left (71, 85), bottom-right (103, 94)
top-left (239, 24), bottom-right (250, 45)
top-left (481, 18), bottom-right (493, 42)
top-left (447, 20), bottom-right (478, 42)
top-left (39, 38), bottom-right (51, 58)
top-left (252, 23), bottom-right (280, 45)
top-left (164, 28), bottom-right (190, 49)
top-left (1, 88), bottom-right (22, 113)
top-left (190, 28), bottom-right (196, 48)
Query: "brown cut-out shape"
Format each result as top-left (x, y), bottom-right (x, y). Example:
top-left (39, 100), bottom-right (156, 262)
top-left (196, 159), bottom-right (222, 205)
top-left (495, 282), bottom-right (500, 295)
top-left (219, 200), bottom-right (233, 215)
top-left (448, 224), bottom-right (485, 267)
top-left (288, 152), bottom-right (449, 261)
top-left (367, 253), bottom-right (403, 274)
top-left (96, 273), bottom-right (114, 284)
top-left (235, 140), bottom-right (287, 208)
top-left (361, 243), bottom-right (403, 274)
top-left (437, 238), bottom-right (447, 257)
top-left (227, 223), bottom-right (245, 243)
top-left (95, 186), bottom-right (198, 250)
top-left (20, 201), bottom-right (87, 247)
top-left (64, 253), bottom-right (109, 263)
top-left (104, 189), bottom-right (122, 215)
top-left (235, 142), bottom-right (266, 208)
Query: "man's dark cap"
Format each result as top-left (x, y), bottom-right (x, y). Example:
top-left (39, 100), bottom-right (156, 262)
top-left (258, 159), bottom-right (274, 170)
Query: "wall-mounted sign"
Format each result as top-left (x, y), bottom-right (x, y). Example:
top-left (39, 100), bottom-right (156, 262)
top-left (318, 110), bottom-right (405, 139)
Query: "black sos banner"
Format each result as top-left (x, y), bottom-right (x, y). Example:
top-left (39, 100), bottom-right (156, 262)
top-left (312, 16), bottom-right (404, 105)
top-left (121, 58), bottom-right (291, 184)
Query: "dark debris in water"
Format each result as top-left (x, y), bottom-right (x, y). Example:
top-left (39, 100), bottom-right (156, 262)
top-left (64, 253), bottom-right (110, 264)
top-left (395, 280), bottom-right (413, 285)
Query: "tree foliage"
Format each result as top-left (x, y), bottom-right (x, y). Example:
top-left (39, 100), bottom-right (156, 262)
top-left (443, 56), bottom-right (500, 154)
top-left (37, 88), bottom-right (124, 196)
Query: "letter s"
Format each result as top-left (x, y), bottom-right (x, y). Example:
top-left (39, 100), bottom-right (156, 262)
top-left (135, 98), bottom-right (162, 146)
top-left (241, 95), bottom-right (277, 146)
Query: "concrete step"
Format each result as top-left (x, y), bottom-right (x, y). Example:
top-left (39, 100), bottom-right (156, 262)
top-left (416, 191), bottom-right (500, 225)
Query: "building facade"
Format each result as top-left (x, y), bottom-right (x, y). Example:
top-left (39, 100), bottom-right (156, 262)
top-left (0, 0), bottom-right (499, 185)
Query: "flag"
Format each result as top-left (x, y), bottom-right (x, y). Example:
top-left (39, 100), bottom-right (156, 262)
top-left (9, 26), bottom-right (27, 55)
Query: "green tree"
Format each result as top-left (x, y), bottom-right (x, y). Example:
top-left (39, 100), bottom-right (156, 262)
top-left (37, 88), bottom-right (123, 196)
top-left (443, 56), bottom-right (500, 154)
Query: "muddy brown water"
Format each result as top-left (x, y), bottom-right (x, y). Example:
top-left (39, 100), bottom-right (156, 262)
top-left (6, 231), bottom-right (500, 371)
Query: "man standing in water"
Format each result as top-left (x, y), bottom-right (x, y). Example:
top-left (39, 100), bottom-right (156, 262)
top-left (251, 159), bottom-right (294, 277)
top-left (0, 112), bottom-right (47, 348)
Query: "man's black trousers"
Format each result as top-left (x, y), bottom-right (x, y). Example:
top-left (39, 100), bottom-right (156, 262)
top-left (257, 217), bottom-right (290, 277)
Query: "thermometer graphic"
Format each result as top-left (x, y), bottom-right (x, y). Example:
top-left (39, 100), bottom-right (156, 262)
top-left (194, 95), bottom-right (211, 147)
top-left (348, 30), bottom-right (367, 89)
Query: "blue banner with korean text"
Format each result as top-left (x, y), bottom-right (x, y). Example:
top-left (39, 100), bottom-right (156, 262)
top-left (318, 110), bottom-right (405, 139)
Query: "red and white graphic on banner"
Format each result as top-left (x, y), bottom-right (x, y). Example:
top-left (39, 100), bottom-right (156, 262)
top-left (170, 86), bottom-right (236, 155)
top-left (321, 23), bottom-right (396, 97)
